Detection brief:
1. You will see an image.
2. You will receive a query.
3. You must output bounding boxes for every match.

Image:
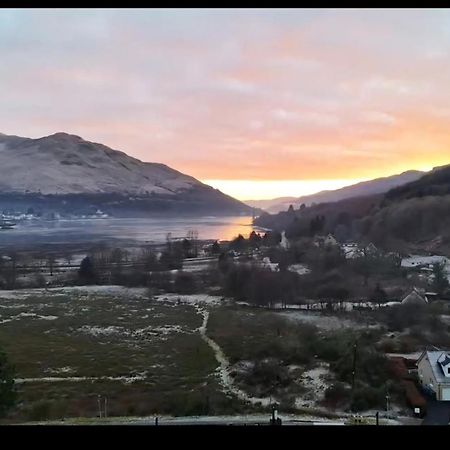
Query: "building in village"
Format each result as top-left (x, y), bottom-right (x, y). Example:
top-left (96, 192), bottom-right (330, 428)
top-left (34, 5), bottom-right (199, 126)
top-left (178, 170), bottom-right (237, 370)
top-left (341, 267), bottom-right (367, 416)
top-left (341, 242), bottom-right (361, 259)
top-left (364, 242), bottom-right (379, 256)
top-left (279, 230), bottom-right (290, 250)
top-left (401, 288), bottom-right (428, 306)
top-left (314, 234), bottom-right (339, 248)
top-left (417, 350), bottom-right (450, 401)
top-left (401, 255), bottom-right (450, 269)
top-left (260, 257), bottom-right (280, 272)
top-left (401, 255), bottom-right (450, 285)
top-left (341, 241), bottom-right (378, 259)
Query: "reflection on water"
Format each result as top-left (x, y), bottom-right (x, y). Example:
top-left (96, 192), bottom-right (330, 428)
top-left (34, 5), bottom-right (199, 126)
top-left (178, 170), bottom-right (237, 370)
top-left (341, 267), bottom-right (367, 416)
top-left (0, 216), bottom-right (263, 246)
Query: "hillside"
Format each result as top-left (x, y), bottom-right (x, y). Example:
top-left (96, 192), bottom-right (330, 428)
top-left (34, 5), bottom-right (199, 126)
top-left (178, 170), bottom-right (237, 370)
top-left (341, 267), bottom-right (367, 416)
top-left (384, 164), bottom-right (450, 202)
top-left (253, 170), bottom-right (425, 214)
top-left (254, 163), bottom-right (450, 253)
top-left (255, 194), bottom-right (383, 242)
top-left (364, 164), bottom-right (450, 252)
top-left (0, 132), bottom-right (252, 217)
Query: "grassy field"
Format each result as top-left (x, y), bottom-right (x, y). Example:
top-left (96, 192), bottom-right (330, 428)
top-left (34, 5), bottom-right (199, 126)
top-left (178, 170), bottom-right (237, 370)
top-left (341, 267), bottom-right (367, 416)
top-left (0, 288), bottom-right (250, 421)
top-left (206, 306), bottom-right (407, 415)
top-left (207, 306), bottom-right (335, 411)
top-left (0, 287), bottom-right (421, 421)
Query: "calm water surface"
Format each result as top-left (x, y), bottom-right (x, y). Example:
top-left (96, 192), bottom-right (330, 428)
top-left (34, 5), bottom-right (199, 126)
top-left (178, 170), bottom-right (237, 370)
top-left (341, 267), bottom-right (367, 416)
top-left (0, 216), bottom-right (262, 247)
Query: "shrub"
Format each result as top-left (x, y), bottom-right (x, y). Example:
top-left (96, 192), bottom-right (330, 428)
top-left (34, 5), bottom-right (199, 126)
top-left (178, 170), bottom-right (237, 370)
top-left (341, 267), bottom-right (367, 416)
top-left (243, 359), bottom-right (292, 392)
top-left (323, 382), bottom-right (350, 408)
top-left (331, 348), bottom-right (389, 387)
top-left (350, 385), bottom-right (385, 412)
top-left (32, 273), bottom-right (47, 288)
top-left (26, 400), bottom-right (52, 421)
top-left (149, 271), bottom-right (172, 291)
top-left (173, 272), bottom-right (198, 294)
top-left (78, 256), bottom-right (97, 285)
top-left (0, 350), bottom-right (17, 418)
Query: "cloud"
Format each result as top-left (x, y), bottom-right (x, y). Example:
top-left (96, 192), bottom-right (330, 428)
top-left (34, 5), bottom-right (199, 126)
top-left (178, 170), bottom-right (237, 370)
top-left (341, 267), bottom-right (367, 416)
top-left (0, 8), bottom-right (449, 184)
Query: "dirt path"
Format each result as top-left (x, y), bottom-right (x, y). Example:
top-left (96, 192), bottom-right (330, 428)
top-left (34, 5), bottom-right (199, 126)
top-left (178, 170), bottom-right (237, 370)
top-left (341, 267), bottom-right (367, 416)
top-left (195, 304), bottom-right (272, 407)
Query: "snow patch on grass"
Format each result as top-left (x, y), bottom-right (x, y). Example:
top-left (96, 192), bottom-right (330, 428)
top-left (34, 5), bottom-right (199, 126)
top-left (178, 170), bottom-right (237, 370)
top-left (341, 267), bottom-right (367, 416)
top-left (46, 366), bottom-right (75, 375)
top-left (78, 325), bottom-right (125, 336)
top-left (196, 306), bottom-right (272, 407)
top-left (15, 372), bottom-right (148, 384)
top-left (295, 364), bottom-right (332, 408)
top-left (278, 311), bottom-right (377, 331)
top-left (155, 294), bottom-right (226, 306)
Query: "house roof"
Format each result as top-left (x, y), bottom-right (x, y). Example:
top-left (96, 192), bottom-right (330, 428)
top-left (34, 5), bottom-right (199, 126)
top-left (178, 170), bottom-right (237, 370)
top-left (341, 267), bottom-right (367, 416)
top-left (401, 290), bottom-right (428, 306)
top-left (438, 354), bottom-right (450, 367)
top-left (420, 351), bottom-right (450, 383)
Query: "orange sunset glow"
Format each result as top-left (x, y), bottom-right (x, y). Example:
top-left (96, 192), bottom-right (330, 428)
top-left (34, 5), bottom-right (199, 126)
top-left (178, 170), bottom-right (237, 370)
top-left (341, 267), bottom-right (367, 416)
top-left (1, 9), bottom-right (450, 200)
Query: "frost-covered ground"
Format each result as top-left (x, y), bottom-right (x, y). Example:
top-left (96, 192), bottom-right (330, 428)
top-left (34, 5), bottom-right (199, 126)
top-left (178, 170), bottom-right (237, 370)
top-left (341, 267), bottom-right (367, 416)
top-left (287, 264), bottom-right (311, 275)
top-left (385, 351), bottom-right (423, 360)
top-left (0, 286), bottom-right (242, 420)
top-left (277, 310), bottom-right (379, 331)
top-left (196, 306), bottom-right (273, 408)
top-left (295, 364), bottom-right (332, 408)
top-left (0, 285), bottom-right (148, 300)
top-left (155, 293), bottom-right (227, 306)
top-left (0, 285), bottom-right (416, 423)
top-left (24, 411), bottom-right (421, 426)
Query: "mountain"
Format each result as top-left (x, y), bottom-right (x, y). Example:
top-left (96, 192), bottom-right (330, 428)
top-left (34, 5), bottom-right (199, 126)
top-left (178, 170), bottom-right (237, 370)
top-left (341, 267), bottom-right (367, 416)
top-left (244, 197), bottom-right (297, 211)
top-left (0, 132), bottom-right (252, 217)
top-left (252, 170), bottom-right (425, 214)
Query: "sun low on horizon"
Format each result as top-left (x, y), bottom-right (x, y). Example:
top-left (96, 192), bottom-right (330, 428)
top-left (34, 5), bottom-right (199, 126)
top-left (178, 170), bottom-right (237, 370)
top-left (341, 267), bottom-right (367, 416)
top-left (1, 8), bottom-right (450, 201)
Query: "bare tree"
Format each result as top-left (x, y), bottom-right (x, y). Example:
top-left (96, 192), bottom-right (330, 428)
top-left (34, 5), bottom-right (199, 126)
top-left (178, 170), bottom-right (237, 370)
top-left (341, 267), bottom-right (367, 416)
top-left (64, 253), bottom-right (73, 266)
top-left (47, 255), bottom-right (56, 277)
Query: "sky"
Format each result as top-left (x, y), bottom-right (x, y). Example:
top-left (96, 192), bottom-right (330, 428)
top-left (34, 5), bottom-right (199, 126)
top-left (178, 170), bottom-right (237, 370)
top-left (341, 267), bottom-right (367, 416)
top-left (1, 8), bottom-right (450, 200)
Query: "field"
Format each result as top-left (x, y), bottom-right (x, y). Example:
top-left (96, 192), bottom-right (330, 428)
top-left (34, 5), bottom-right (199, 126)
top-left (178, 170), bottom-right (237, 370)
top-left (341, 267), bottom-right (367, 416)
top-left (0, 287), bottom-right (251, 421)
top-left (0, 286), bottom-right (430, 423)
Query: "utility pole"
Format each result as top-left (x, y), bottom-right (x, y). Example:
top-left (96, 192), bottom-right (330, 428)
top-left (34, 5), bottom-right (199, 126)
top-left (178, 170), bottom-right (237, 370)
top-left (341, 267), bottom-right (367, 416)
top-left (352, 340), bottom-right (358, 391)
top-left (385, 386), bottom-right (390, 413)
top-left (97, 395), bottom-right (102, 418)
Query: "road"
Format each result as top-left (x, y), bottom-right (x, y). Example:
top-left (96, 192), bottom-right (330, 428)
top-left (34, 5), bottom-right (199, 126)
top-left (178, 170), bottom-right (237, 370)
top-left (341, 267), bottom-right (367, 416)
top-left (36, 415), bottom-right (347, 426)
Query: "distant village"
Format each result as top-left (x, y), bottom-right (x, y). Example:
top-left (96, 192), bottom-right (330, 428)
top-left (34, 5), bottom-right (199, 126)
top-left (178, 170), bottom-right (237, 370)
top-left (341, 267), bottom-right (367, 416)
top-left (0, 208), bottom-right (110, 225)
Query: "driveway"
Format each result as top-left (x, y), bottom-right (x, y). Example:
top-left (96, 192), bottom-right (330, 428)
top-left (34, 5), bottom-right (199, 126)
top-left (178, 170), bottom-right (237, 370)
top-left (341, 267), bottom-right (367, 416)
top-left (422, 399), bottom-right (450, 425)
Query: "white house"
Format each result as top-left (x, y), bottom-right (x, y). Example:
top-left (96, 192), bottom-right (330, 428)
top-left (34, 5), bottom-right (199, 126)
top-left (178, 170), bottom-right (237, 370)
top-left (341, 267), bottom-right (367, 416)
top-left (401, 255), bottom-right (450, 269)
top-left (261, 257), bottom-right (280, 272)
top-left (341, 242), bottom-right (378, 259)
top-left (341, 243), bottom-right (363, 259)
top-left (417, 350), bottom-right (450, 400)
top-left (280, 231), bottom-right (290, 250)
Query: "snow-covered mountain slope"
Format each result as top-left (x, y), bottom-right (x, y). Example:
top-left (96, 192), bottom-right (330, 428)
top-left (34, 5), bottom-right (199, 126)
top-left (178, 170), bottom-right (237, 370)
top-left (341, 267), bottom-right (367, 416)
top-left (0, 132), bottom-right (202, 195)
top-left (0, 132), bottom-right (252, 217)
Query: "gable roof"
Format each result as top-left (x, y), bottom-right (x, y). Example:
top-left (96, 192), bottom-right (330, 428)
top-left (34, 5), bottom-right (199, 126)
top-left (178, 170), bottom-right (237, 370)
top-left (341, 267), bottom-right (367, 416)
top-left (401, 290), bottom-right (428, 306)
top-left (420, 351), bottom-right (450, 383)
